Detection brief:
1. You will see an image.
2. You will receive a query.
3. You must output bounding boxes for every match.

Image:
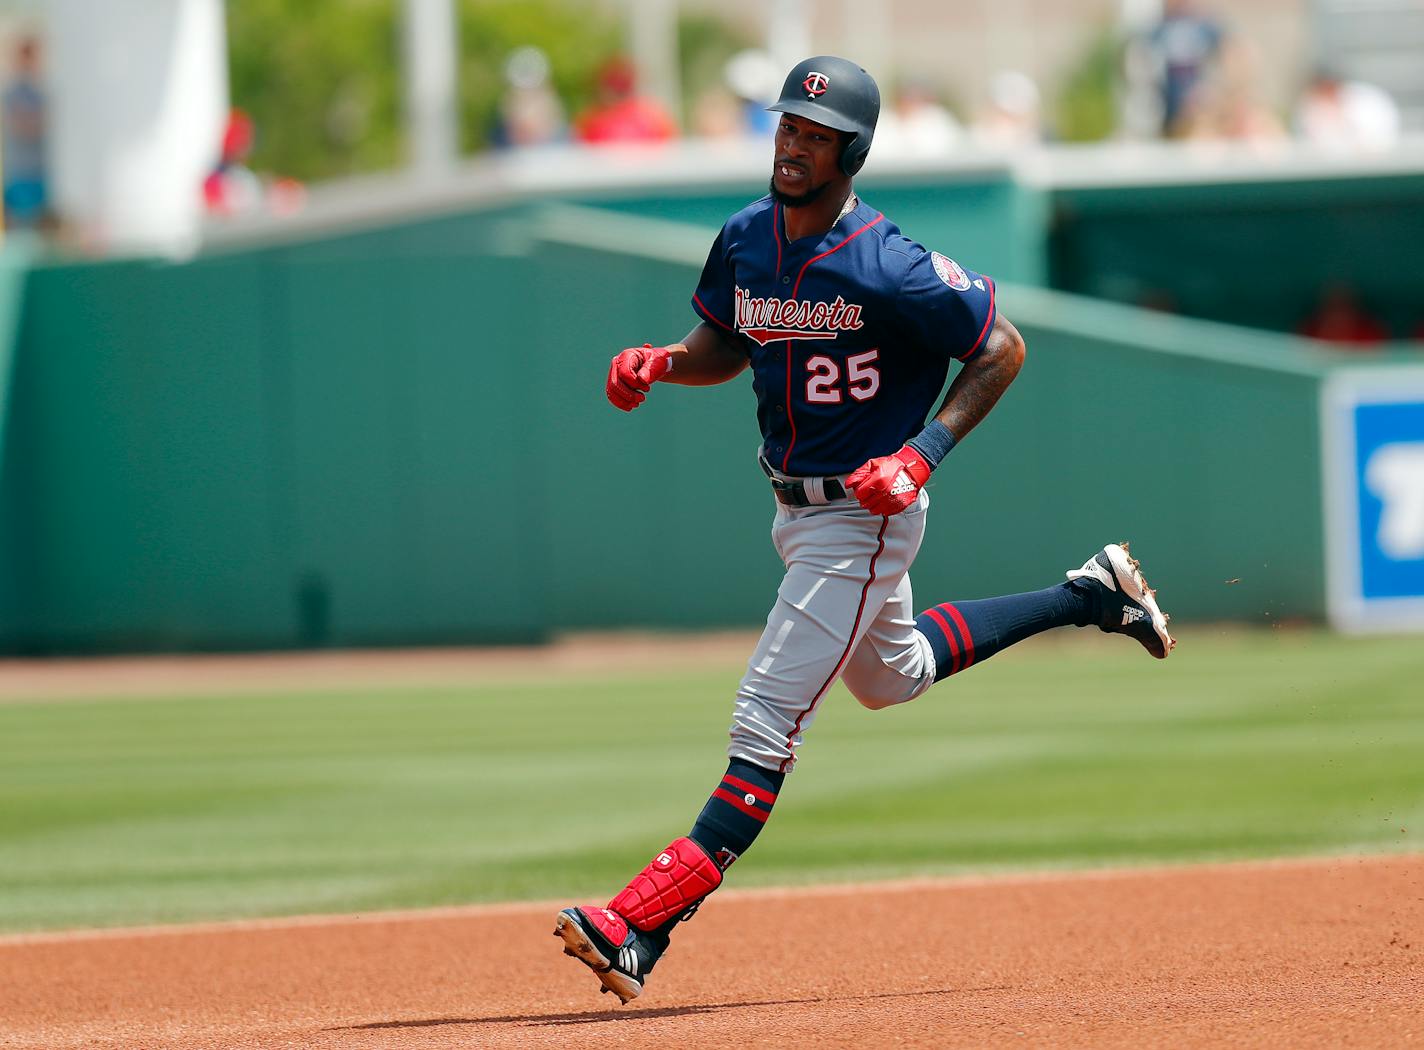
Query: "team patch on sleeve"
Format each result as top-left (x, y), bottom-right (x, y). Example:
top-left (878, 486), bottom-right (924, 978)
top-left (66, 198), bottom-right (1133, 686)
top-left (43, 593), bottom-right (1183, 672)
top-left (931, 252), bottom-right (972, 292)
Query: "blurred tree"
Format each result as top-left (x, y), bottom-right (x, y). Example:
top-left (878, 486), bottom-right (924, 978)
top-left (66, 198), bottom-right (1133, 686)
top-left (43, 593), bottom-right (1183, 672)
top-left (228, 2), bottom-right (769, 178)
top-left (455, 0), bottom-right (622, 154)
top-left (227, 0), bottom-right (403, 182)
top-left (227, 0), bottom-right (624, 182)
top-left (676, 15), bottom-right (755, 127)
top-left (1056, 27), bottom-right (1122, 143)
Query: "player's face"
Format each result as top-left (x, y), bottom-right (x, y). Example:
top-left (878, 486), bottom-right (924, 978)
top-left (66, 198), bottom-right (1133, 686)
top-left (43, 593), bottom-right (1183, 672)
top-left (771, 114), bottom-right (845, 207)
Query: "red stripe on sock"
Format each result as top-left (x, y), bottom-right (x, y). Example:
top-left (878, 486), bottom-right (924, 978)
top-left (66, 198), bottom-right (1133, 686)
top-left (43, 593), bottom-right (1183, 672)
top-left (722, 774), bottom-right (776, 805)
top-left (712, 787), bottom-right (770, 823)
top-left (940, 603), bottom-right (976, 669)
top-left (923, 606), bottom-right (961, 676)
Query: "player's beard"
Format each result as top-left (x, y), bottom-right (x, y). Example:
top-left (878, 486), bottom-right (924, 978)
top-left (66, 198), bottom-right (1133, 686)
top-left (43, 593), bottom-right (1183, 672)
top-left (768, 174), bottom-right (832, 209)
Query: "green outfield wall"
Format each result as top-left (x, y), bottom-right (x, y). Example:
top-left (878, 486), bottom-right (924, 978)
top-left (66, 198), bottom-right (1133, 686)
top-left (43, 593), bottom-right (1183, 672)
top-left (0, 175), bottom-right (1383, 652)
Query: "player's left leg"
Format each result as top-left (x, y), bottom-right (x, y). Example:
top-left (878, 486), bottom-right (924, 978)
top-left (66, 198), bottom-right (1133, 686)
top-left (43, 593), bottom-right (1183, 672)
top-left (552, 751), bottom-right (786, 1004)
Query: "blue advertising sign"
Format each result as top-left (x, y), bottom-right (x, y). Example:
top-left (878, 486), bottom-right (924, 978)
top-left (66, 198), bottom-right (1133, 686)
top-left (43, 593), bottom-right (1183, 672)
top-left (1323, 370), bottom-right (1424, 632)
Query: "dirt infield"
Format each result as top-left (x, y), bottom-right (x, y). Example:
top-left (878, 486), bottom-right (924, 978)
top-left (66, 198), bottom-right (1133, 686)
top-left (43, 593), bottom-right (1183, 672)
top-left (3, 854), bottom-right (1420, 1049)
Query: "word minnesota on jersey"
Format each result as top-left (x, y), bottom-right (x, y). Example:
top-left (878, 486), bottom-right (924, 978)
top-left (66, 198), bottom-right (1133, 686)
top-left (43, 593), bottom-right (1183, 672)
top-left (734, 285), bottom-right (865, 346)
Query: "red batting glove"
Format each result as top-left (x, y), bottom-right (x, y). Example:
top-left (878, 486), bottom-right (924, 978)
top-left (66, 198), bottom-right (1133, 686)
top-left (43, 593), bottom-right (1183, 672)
top-left (606, 343), bottom-right (672, 412)
top-left (846, 446), bottom-right (932, 516)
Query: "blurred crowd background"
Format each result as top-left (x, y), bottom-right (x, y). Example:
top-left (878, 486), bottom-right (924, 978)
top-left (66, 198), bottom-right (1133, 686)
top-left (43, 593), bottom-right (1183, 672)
top-left (0, 0), bottom-right (1419, 347)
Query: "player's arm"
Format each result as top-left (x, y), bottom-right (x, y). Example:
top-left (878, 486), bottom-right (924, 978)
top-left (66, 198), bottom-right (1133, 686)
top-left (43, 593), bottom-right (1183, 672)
top-left (663, 322), bottom-right (748, 386)
top-left (848, 313), bottom-right (1025, 515)
top-left (927, 312), bottom-right (1025, 442)
top-left (605, 323), bottom-right (747, 411)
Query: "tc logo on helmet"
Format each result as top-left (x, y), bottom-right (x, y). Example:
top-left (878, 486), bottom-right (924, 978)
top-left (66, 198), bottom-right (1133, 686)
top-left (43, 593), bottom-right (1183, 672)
top-left (802, 71), bottom-right (830, 98)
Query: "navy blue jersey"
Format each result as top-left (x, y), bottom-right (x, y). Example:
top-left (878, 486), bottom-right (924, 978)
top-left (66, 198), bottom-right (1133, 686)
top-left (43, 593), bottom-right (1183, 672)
top-left (692, 196), bottom-right (996, 477)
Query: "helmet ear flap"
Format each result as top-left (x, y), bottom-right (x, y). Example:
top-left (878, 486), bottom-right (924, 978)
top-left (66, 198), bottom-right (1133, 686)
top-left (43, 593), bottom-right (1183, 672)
top-left (841, 131), bottom-right (870, 176)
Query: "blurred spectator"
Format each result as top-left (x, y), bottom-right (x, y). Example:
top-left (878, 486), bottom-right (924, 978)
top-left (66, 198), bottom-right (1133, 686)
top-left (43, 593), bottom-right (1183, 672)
top-left (1175, 38), bottom-right (1284, 146)
top-left (876, 77), bottom-right (962, 156)
top-left (573, 57), bottom-right (677, 145)
top-left (203, 110), bottom-right (262, 218)
top-left (1294, 69), bottom-right (1401, 152)
top-left (1146, 0), bottom-right (1225, 137)
top-left (690, 88), bottom-right (743, 140)
top-left (723, 50), bottom-right (780, 140)
top-left (1298, 284), bottom-right (1389, 347)
top-left (203, 110), bottom-right (305, 220)
top-left (969, 71), bottom-right (1043, 148)
top-left (2, 35), bottom-right (48, 230)
top-left (491, 46), bottom-right (566, 150)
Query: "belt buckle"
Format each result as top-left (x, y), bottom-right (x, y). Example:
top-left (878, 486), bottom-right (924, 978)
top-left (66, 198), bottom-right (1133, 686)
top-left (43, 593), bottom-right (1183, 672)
top-left (772, 477), bottom-right (809, 507)
top-left (761, 454), bottom-right (810, 506)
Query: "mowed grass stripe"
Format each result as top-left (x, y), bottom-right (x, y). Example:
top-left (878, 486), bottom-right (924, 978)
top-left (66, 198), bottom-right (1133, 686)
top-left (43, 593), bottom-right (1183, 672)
top-left (0, 629), bottom-right (1420, 932)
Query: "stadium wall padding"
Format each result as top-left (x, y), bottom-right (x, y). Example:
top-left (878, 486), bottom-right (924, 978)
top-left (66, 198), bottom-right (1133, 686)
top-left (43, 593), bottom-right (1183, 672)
top-left (0, 245), bottom-right (33, 643)
top-left (0, 190), bottom-right (1343, 652)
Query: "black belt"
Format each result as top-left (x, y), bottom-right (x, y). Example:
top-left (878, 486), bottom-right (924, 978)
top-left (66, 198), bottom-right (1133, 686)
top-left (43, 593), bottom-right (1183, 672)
top-left (759, 455), bottom-right (848, 507)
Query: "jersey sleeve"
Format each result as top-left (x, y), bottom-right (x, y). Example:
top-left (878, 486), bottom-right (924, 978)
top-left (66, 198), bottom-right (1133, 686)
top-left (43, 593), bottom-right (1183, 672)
top-left (690, 226), bottom-right (739, 338)
top-left (896, 249), bottom-right (997, 362)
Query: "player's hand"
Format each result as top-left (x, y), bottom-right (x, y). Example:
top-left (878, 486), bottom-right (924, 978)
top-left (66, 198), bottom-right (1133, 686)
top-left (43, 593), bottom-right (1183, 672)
top-left (846, 446), bottom-right (932, 516)
top-left (606, 343), bottom-right (672, 412)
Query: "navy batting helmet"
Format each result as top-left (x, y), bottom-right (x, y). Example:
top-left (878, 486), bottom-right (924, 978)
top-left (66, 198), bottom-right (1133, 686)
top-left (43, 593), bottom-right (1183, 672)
top-left (767, 56), bottom-right (880, 176)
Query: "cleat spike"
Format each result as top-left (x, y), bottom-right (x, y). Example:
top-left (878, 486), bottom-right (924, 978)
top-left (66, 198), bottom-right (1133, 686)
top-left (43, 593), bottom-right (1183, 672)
top-left (1069, 542), bottom-right (1173, 661)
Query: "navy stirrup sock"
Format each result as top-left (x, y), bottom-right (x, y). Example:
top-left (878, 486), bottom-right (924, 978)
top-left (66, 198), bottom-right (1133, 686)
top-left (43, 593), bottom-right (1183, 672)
top-left (915, 582), bottom-right (1095, 682)
top-left (688, 759), bottom-right (785, 871)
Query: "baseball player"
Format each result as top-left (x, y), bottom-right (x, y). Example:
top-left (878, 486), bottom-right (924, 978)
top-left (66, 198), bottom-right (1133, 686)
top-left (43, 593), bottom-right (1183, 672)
top-left (554, 55), bottom-right (1174, 1003)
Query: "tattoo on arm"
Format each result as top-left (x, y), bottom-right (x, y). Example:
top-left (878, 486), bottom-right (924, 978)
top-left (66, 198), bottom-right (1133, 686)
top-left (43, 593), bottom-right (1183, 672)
top-left (934, 317), bottom-right (1025, 443)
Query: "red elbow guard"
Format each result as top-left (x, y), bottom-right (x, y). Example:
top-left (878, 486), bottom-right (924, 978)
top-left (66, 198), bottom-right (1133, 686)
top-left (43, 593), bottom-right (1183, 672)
top-left (608, 836), bottom-right (723, 931)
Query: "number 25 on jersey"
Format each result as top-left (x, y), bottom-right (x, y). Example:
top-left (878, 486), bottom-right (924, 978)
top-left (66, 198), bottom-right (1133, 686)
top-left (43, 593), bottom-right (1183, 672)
top-left (805, 348), bottom-right (880, 404)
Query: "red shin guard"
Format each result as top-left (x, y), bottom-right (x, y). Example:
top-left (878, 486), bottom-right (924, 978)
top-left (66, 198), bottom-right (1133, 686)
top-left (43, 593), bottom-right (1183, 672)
top-left (609, 836), bottom-right (723, 932)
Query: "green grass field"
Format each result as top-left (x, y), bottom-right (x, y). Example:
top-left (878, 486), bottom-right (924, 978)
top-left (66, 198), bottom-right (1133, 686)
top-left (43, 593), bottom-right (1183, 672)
top-left (1, 629), bottom-right (1421, 934)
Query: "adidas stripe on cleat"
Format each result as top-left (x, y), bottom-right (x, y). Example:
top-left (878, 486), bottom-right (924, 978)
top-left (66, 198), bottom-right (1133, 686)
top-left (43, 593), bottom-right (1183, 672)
top-left (553, 906), bottom-right (654, 1005)
top-left (1066, 541), bottom-right (1176, 658)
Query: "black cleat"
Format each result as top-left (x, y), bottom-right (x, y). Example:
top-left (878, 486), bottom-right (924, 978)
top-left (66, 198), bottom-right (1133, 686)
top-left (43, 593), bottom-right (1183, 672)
top-left (1066, 541), bottom-right (1175, 658)
top-left (553, 906), bottom-right (665, 1005)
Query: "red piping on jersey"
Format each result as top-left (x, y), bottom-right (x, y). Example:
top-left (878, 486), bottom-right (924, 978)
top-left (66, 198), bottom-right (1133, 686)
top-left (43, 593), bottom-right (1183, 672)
top-left (940, 602), bottom-right (976, 669)
top-left (923, 606), bottom-right (961, 675)
top-left (790, 213), bottom-right (885, 299)
top-left (778, 515), bottom-right (890, 773)
top-left (773, 204), bottom-right (782, 276)
top-left (960, 277), bottom-right (996, 360)
top-left (782, 339), bottom-right (797, 471)
top-left (712, 787), bottom-right (770, 822)
top-left (781, 212), bottom-right (885, 471)
top-left (722, 773), bottom-right (776, 804)
top-left (694, 293), bottom-right (735, 332)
